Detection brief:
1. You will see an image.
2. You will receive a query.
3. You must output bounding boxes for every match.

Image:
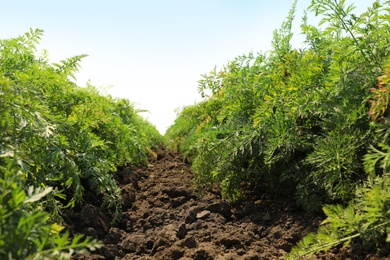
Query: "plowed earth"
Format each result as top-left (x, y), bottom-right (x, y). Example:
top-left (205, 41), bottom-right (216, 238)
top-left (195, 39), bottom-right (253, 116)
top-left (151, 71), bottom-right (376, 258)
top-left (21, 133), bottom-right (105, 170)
top-left (66, 147), bottom-right (390, 259)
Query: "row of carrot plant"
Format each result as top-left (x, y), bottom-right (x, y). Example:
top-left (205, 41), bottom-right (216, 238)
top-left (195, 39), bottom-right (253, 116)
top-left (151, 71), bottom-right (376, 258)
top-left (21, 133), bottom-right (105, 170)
top-left (0, 28), bottom-right (163, 259)
top-left (164, 0), bottom-right (390, 257)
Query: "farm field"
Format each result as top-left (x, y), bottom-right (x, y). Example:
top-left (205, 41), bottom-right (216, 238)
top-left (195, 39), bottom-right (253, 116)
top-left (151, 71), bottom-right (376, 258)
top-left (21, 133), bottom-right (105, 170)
top-left (2, 0), bottom-right (390, 259)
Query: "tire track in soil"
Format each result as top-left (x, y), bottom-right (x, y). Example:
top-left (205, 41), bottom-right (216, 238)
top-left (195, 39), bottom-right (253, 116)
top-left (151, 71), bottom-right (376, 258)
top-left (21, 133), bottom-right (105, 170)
top-left (67, 147), bottom-right (390, 260)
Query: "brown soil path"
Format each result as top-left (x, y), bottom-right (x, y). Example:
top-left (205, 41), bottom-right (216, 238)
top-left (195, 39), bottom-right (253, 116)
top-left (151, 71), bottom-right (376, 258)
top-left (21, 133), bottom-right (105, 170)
top-left (66, 147), bottom-right (390, 259)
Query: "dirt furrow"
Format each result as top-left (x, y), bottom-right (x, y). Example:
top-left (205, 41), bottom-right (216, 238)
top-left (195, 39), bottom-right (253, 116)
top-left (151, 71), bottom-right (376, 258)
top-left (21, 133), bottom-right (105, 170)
top-left (66, 147), bottom-right (389, 259)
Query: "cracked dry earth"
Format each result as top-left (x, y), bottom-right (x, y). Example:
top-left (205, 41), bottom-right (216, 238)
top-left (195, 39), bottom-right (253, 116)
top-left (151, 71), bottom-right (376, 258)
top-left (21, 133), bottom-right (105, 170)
top-left (66, 147), bottom-right (390, 260)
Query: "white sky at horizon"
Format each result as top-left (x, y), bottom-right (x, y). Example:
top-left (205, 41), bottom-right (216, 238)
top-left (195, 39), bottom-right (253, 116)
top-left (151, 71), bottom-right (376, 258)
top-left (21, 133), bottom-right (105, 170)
top-left (0, 0), bottom-right (372, 134)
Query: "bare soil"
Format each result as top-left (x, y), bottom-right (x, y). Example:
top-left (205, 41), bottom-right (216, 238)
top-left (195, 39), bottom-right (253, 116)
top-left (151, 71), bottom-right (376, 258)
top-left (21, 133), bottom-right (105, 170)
top-left (65, 147), bottom-right (390, 259)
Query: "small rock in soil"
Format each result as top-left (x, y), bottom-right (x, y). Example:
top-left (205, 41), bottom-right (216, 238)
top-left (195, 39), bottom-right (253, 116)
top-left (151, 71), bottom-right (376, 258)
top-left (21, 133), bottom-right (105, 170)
top-left (196, 210), bottom-right (211, 219)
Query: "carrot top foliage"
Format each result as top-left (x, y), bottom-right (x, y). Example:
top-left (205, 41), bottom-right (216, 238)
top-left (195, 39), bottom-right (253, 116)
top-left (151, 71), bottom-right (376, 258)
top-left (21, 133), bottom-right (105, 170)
top-left (165, 0), bottom-right (390, 256)
top-left (0, 28), bottom-right (162, 258)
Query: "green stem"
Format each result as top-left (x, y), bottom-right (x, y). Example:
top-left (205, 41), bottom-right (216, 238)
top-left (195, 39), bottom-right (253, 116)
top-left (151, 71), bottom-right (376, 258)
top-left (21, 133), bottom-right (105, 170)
top-left (301, 232), bottom-right (360, 257)
top-left (331, 0), bottom-right (383, 70)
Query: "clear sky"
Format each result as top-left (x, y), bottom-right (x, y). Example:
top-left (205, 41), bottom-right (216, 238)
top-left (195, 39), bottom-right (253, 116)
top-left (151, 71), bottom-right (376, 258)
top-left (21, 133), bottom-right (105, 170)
top-left (0, 0), bottom-right (371, 134)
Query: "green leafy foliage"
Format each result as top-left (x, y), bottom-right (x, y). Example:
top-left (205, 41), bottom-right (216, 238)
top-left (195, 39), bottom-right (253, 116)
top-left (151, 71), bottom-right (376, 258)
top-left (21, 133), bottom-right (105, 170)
top-left (288, 144), bottom-right (390, 258)
top-left (166, 0), bottom-right (390, 210)
top-left (165, 2), bottom-right (390, 255)
top-left (0, 28), bottom-right (162, 257)
top-left (0, 158), bottom-right (102, 259)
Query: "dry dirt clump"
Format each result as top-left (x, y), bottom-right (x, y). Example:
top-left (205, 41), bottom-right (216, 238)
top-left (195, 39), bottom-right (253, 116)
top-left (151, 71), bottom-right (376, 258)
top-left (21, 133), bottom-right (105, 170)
top-left (66, 147), bottom-right (390, 260)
